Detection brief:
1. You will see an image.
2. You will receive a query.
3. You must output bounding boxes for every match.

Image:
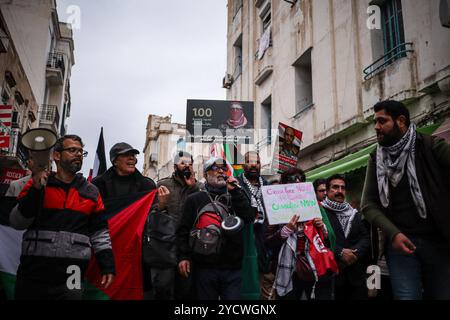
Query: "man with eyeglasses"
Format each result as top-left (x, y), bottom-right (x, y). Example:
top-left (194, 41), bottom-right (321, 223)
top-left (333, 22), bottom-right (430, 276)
top-left (321, 174), bottom-right (370, 300)
top-left (92, 142), bottom-right (159, 299)
top-left (177, 157), bottom-right (254, 300)
top-left (143, 151), bottom-right (202, 300)
top-left (9, 135), bottom-right (115, 299)
top-left (313, 179), bottom-right (327, 202)
top-left (92, 142), bottom-right (156, 200)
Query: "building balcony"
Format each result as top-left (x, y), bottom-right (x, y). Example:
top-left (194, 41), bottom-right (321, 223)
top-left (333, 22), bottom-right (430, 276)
top-left (46, 52), bottom-right (65, 86)
top-left (362, 42), bottom-right (419, 118)
top-left (255, 40), bottom-right (273, 86)
top-left (39, 104), bottom-right (59, 133)
top-left (363, 43), bottom-right (414, 81)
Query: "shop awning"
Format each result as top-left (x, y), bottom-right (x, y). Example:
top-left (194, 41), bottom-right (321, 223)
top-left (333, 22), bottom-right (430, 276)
top-left (306, 143), bottom-right (376, 181)
top-left (305, 122), bottom-right (443, 182)
top-left (432, 117), bottom-right (450, 142)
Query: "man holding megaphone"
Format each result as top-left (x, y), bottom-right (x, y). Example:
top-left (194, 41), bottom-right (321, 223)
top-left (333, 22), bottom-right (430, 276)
top-left (9, 134), bottom-right (115, 300)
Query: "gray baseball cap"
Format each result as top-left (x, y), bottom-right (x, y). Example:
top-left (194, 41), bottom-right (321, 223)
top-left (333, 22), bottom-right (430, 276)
top-left (110, 142), bottom-right (139, 164)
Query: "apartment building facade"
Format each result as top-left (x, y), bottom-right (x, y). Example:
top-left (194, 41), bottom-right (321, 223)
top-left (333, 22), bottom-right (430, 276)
top-left (142, 114), bottom-right (190, 180)
top-left (0, 0), bottom-right (75, 192)
top-left (225, 0), bottom-right (450, 200)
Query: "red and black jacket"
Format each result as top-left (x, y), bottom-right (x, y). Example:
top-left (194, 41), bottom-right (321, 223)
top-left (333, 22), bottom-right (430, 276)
top-left (10, 173), bottom-right (115, 283)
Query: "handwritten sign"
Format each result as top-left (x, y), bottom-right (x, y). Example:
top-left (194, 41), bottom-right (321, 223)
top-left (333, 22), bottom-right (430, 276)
top-left (261, 182), bottom-right (322, 225)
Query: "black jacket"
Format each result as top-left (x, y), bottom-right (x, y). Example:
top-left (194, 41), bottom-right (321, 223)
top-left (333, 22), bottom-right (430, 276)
top-left (157, 173), bottom-right (202, 227)
top-left (142, 174), bottom-right (202, 269)
top-left (92, 167), bottom-right (156, 201)
top-left (177, 187), bottom-right (254, 270)
top-left (324, 208), bottom-right (370, 286)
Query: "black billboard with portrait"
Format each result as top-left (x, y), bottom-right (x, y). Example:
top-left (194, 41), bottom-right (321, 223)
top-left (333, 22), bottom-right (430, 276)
top-left (186, 99), bottom-right (254, 144)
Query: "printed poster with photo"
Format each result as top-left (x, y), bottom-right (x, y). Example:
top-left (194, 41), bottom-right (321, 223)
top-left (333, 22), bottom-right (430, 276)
top-left (272, 122), bottom-right (303, 174)
top-left (261, 182), bottom-right (322, 225)
top-left (186, 99), bottom-right (254, 144)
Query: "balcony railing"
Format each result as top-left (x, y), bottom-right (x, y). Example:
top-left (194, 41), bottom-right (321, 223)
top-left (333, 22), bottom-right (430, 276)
top-left (39, 104), bottom-right (59, 127)
top-left (47, 52), bottom-right (65, 76)
top-left (363, 42), bottom-right (414, 80)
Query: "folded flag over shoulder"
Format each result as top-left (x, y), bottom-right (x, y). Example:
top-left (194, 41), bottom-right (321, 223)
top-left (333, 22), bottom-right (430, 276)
top-left (220, 143), bottom-right (259, 300)
top-left (85, 190), bottom-right (157, 300)
top-left (0, 197), bottom-right (23, 300)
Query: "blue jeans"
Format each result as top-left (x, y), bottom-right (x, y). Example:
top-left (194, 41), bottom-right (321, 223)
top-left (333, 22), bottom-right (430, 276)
top-left (194, 268), bottom-right (241, 300)
top-left (386, 235), bottom-right (450, 300)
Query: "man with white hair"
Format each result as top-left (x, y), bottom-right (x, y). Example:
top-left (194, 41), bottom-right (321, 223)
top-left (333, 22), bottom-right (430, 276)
top-left (176, 157), bottom-right (254, 300)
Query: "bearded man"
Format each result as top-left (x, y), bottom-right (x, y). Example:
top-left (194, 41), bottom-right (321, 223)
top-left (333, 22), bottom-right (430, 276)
top-left (361, 100), bottom-right (450, 300)
top-left (10, 135), bottom-right (115, 299)
top-left (176, 157), bottom-right (254, 300)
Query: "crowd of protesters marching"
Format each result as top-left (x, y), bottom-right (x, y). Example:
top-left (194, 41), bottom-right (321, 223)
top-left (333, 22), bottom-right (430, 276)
top-left (1, 100), bottom-right (449, 300)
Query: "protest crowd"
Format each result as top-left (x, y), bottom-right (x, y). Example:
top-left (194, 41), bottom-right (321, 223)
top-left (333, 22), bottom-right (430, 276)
top-left (0, 100), bottom-right (449, 301)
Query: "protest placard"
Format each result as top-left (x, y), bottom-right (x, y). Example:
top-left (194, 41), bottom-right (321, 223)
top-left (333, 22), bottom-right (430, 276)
top-left (272, 122), bottom-right (303, 174)
top-left (261, 182), bottom-right (322, 225)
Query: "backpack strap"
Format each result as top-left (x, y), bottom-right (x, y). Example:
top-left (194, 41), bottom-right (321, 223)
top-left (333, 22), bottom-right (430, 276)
top-left (192, 191), bottom-right (229, 228)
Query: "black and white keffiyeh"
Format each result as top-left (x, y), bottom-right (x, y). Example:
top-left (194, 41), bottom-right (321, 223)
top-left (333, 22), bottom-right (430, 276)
top-left (273, 232), bottom-right (297, 297)
top-left (242, 174), bottom-right (266, 224)
top-left (322, 197), bottom-right (357, 238)
top-left (376, 123), bottom-right (427, 218)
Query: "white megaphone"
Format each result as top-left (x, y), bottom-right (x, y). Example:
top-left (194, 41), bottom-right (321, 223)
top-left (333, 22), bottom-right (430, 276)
top-left (20, 128), bottom-right (58, 182)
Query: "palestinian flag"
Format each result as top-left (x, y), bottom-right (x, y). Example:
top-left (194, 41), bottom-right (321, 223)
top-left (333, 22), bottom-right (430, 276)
top-left (0, 197), bottom-right (23, 300)
top-left (89, 127), bottom-right (107, 182)
top-left (84, 190), bottom-right (157, 300)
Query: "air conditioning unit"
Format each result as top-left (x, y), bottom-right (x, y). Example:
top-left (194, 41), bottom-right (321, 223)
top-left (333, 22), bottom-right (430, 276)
top-left (222, 73), bottom-right (233, 89)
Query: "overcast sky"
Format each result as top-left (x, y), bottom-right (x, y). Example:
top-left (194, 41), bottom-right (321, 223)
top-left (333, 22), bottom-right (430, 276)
top-left (56, 0), bottom-right (227, 175)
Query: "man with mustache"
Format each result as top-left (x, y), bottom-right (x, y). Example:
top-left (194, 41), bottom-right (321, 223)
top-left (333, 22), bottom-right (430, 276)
top-left (361, 100), bottom-right (450, 300)
top-left (10, 135), bottom-right (115, 299)
top-left (146, 151), bottom-right (202, 300)
top-left (322, 174), bottom-right (370, 300)
top-left (176, 157), bottom-right (254, 300)
top-left (280, 126), bottom-right (300, 159)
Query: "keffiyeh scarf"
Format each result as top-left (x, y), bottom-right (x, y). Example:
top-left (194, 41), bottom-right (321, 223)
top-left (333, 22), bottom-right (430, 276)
top-left (322, 197), bottom-right (357, 238)
top-left (273, 232), bottom-right (297, 297)
top-left (242, 174), bottom-right (266, 224)
top-left (376, 123), bottom-right (427, 218)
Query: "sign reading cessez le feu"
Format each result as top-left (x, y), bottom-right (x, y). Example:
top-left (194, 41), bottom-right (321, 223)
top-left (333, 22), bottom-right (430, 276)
top-left (261, 182), bottom-right (322, 225)
top-left (186, 99), bottom-right (254, 144)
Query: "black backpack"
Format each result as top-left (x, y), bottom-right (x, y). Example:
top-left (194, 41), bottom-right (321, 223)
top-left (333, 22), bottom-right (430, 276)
top-left (189, 193), bottom-right (231, 256)
top-left (142, 208), bottom-right (178, 268)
